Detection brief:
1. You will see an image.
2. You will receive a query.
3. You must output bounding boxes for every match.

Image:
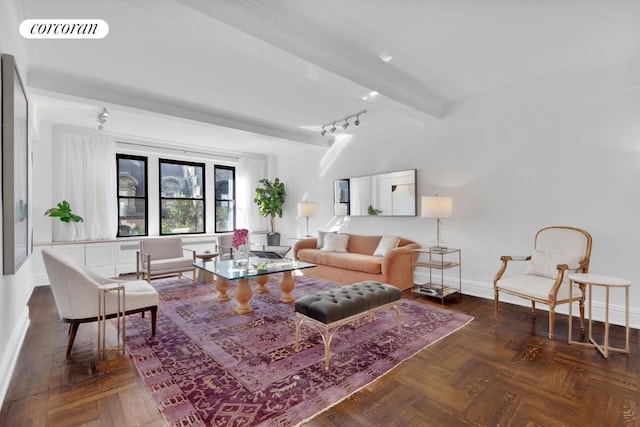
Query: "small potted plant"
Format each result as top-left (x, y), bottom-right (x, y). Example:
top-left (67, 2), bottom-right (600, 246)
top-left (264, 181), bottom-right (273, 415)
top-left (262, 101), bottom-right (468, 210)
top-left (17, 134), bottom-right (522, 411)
top-left (45, 200), bottom-right (84, 241)
top-left (45, 200), bottom-right (84, 223)
top-left (254, 178), bottom-right (286, 245)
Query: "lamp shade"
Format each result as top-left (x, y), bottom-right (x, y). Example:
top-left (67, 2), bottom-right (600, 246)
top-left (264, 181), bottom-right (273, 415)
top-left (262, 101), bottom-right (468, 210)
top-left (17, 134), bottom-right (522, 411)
top-left (421, 196), bottom-right (453, 218)
top-left (297, 201), bottom-right (317, 217)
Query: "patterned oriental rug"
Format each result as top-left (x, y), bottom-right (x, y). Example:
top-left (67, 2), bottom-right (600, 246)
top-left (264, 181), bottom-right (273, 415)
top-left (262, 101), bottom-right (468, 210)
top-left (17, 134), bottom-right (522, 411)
top-left (125, 275), bottom-right (473, 427)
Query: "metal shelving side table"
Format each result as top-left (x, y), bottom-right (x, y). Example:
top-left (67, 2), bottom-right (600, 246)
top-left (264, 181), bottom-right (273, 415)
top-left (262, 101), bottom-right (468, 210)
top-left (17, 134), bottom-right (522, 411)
top-left (97, 282), bottom-right (126, 360)
top-left (411, 248), bottom-right (461, 304)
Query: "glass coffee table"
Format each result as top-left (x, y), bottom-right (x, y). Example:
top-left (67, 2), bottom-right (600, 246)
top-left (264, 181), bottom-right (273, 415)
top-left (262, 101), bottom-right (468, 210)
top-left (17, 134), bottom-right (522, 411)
top-left (194, 257), bottom-right (315, 314)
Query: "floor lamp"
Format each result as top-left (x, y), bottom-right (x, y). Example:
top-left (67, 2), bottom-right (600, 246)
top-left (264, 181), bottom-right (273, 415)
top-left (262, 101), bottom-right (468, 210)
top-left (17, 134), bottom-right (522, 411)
top-left (421, 195), bottom-right (453, 251)
top-left (297, 202), bottom-right (317, 237)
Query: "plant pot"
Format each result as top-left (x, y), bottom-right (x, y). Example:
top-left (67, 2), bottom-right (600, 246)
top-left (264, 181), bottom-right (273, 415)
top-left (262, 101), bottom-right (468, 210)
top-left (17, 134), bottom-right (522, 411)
top-left (53, 221), bottom-right (77, 242)
top-left (267, 232), bottom-right (281, 246)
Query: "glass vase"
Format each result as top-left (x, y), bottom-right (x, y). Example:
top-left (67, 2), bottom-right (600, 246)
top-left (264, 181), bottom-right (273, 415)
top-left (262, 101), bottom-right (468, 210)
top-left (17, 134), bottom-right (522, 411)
top-left (234, 243), bottom-right (249, 268)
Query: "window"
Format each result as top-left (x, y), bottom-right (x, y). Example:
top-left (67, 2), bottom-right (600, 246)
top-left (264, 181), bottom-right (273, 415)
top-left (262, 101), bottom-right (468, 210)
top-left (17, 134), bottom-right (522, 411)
top-left (160, 159), bottom-right (205, 234)
top-left (117, 154), bottom-right (148, 236)
top-left (215, 165), bottom-right (236, 233)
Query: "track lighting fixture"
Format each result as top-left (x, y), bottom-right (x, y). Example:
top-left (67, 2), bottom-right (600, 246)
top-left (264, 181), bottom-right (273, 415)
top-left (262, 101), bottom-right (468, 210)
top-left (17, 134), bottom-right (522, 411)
top-left (319, 109), bottom-right (367, 136)
top-left (97, 107), bottom-right (109, 130)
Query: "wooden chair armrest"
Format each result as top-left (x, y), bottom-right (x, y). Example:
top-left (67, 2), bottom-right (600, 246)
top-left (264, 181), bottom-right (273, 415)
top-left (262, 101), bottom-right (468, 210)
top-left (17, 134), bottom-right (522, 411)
top-left (183, 247), bottom-right (196, 260)
top-left (494, 255), bottom-right (532, 283)
top-left (548, 263), bottom-right (574, 299)
top-left (218, 244), bottom-right (234, 256)
top-left (500, 255), bottom-right (531, 262)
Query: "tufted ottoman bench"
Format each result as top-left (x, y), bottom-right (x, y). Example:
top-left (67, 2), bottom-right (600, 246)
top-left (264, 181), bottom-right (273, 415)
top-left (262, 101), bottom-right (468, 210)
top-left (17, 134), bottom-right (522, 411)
top-left (294, 281), bottom-right (402, 370)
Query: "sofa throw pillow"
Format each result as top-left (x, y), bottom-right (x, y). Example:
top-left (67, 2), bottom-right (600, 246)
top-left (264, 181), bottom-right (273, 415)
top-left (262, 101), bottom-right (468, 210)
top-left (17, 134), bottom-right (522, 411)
top-left (322, 233), bottom-right (349, 253)
top-left (373, 235), bottom-right (400, 257)
top-left (316, 230), bottom-right (337, 249)
top-left (525, 249), bottom-right (581, 279)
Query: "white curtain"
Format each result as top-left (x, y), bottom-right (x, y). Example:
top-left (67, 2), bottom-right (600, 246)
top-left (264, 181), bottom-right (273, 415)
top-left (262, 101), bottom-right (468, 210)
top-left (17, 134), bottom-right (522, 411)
top-left (236, 157), bottom-right (266, 232)
top-left (53, 134), bottom-right (117, 241)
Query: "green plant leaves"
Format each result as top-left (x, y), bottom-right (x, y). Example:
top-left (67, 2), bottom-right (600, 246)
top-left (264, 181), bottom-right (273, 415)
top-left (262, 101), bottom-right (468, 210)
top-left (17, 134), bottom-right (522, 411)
top-left (253, 178), bottom-right (286, 233)
top-left (44, 200), bottom-right (84, 223)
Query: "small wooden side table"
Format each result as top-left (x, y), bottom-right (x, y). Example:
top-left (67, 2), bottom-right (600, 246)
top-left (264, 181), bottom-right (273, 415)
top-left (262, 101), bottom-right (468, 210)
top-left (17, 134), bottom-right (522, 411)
top-left (97, 283), bottom-right (126, 360)
top-left (568, 273), bottom-right (630, 358)
top-left (195, 252), bottom-right (219, 283)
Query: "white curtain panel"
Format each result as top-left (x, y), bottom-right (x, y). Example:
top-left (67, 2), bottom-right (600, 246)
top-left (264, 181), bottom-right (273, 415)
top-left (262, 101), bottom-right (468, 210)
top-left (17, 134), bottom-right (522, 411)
top-left (53, 133), bottom-right (117, 241)
top-left (350, 175), bottom-right (372, 216)
top-left (237, 157), bottom-right (266, 232)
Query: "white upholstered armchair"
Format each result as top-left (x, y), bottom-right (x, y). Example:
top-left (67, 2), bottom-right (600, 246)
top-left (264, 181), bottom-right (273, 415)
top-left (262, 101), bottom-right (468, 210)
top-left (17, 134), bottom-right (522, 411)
top-left (217, 233), bottom-right (234, 260)
top-left (136, 237), bottom-right (196, 285)
top-left (493, 226), bottom-right (592, 339)
top-left (42, 248), bottom-right (159, 357)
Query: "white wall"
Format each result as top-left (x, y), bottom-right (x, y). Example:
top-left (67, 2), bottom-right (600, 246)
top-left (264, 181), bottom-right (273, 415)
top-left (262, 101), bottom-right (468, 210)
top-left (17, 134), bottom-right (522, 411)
top-left (0, 0), bottom-right (36, 408)
top-left (276, 56), bottom-right (640, 327)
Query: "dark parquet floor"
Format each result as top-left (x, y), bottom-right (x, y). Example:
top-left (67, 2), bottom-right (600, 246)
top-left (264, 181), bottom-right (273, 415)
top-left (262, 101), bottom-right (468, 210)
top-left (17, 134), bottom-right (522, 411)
top-left (1, 282), bottom-right (637, 426)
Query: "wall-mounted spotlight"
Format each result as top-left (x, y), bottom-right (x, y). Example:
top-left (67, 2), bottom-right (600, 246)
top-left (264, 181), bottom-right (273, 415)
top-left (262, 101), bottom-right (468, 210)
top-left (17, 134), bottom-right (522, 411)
top-left (97, 107), bottom-right (109, 130)
top-left (319, 109), bottom-right (367, 136)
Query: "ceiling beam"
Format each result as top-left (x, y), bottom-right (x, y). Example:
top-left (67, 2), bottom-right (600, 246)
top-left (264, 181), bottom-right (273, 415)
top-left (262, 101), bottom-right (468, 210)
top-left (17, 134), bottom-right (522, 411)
top-left (27, 67), bottom-right (328, 147)
top-left (173, 0), bottom-right (444, 120)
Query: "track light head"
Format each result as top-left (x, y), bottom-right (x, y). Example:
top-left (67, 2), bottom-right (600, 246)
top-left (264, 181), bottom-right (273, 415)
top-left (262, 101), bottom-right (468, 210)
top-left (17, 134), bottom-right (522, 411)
top-left (320, 110), bottom-right (366, 135)
top-left (97, 107), bottom-right (109, 130)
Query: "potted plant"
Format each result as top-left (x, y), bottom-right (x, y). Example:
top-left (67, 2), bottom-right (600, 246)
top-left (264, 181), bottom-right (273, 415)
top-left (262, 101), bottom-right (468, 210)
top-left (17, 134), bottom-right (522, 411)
top-left (45, 200), bottom-right (84, 223)
top-left (45, 200), bottom-right (84, 241)
top-left (253, 178), bottom-right (286, 245)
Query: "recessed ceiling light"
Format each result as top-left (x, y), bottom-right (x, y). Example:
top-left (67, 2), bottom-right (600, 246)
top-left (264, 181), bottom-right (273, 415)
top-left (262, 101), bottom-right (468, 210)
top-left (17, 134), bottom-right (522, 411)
top-left (361, 91), bottom-right (379, 101)
top-left (380, 54), bottom-right (393, 63)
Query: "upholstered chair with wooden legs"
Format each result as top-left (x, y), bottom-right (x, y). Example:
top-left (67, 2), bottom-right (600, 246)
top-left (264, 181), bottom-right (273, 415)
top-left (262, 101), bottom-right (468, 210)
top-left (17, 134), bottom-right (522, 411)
top-left (42, 248), bottom-right (159, 357)
top-left (494, 226), bottom-right (592, 339)
top-left (136, 237), bottom-right (196, 284)
top-left (217, 233), bottom-right (235, 260)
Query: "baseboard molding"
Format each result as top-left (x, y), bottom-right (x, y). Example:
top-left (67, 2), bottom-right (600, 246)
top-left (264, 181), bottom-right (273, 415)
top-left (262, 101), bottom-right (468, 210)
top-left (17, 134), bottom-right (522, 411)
top-left (414, 272), bottom-right (640, 329)
top-left (0, 307), bottom-right (30, 407)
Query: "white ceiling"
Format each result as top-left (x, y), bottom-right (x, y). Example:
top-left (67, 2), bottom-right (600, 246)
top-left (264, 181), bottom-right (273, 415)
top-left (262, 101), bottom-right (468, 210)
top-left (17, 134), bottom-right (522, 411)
top-left (15, 0), bottom-right (640, 154)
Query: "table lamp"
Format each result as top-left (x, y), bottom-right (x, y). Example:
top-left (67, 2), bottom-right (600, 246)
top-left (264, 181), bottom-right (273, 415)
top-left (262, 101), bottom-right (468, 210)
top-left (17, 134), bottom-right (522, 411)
top-left (421, 195), bottom-right (453, 250)
top-left (297, 201), bottom-right (317, 237)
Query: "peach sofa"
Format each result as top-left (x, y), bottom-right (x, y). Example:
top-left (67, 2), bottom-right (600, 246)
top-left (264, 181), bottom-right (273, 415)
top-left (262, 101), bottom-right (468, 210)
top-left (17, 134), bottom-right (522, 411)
top-left (293, 233), bottom-right (420, 291)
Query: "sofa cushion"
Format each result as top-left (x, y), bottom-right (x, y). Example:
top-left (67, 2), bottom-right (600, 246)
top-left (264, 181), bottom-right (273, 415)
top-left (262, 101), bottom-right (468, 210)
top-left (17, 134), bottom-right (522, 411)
top-left (373, 235), bottom-right (400, 256)
top-left (322, 233), bottom-right (349, 252)
top-left (316, 230), bottom-right (337, 249)
top-left (297, 249), bottom-right (382, 274)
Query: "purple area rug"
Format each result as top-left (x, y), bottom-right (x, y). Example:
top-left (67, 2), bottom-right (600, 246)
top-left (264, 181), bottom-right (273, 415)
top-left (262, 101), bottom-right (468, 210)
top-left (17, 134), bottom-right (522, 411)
top-left (125, 275), bottom-right (473, 426)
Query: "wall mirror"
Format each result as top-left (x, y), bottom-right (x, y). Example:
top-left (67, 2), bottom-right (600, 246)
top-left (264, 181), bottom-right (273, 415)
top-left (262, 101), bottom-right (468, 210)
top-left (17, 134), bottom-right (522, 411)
top-left (334, 169), bottom-right (416, 216)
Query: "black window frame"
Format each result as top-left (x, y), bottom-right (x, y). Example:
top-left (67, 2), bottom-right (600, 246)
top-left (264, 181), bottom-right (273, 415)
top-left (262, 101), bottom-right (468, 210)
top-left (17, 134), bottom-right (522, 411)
top-left (214, 165), bottom-right (236, 233)
top-left (159, 158), bottom-right (206, 235)
top-left (116, 153), bottom-right (148, 237)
